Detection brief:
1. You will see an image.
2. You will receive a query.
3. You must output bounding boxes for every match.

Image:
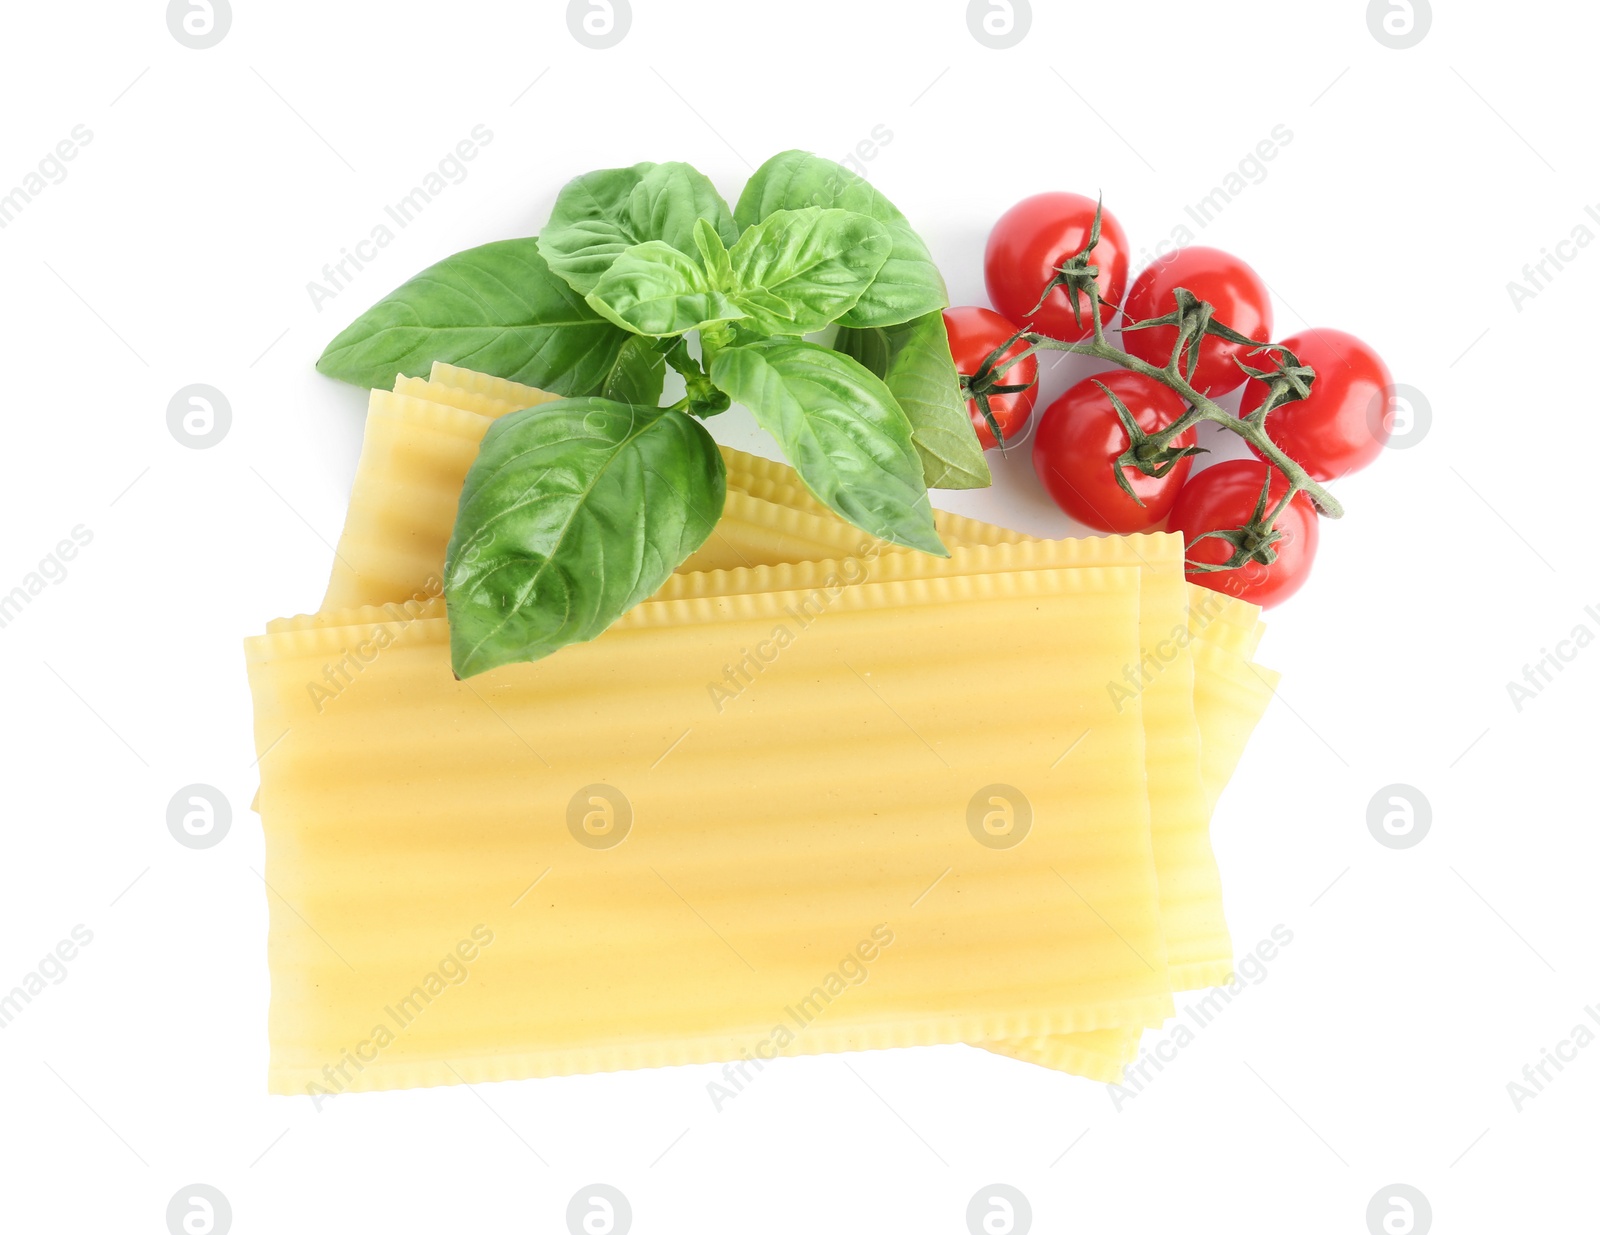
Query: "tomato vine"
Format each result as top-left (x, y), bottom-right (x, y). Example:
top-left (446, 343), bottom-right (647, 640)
top-left (981, 202), bottom-right (1344, 577)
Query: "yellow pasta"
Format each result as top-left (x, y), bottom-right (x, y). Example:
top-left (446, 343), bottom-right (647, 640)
top-left (323, 389), bottom-right (864, 606)
top-left (252, 543), bottom-right (1173, 1095)
top-left (654, 535), bottom-right (1217, 1087)
top-left (657, 532), bottom-right (1227, 982)
top-left (427, 362), bottom-right (556, 411)
top-left (1194, 639), bottom-right (1280, 812)
top-left (1013, 640), bottom-right (1279, 1080)
top-left (321, 390), bottom-right (480, 611)
top-left (991, 1026), bottom-right (1142, 1083)
top-left (296, 367), bottom-right (1280, 1086)
top-left (394, 374), bottom-right (560, 419)
top-left (404, 374), bottom-right (1264, 1020)
top-left (396, 378), bottom-right (1238, 984)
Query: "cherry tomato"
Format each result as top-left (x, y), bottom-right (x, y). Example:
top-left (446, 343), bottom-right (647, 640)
top-left (1031, 370), bottom-right (1196, 533)
top-left (1121, 247), bottom-right (1272, 396)
top-left (1237, 328), bottom-right (1393, 481)
top-left (984, 193), bottom-right (1130, 342)
top-left (1169, 460), bottom-right (1319, 607)
top-left (942, 306), bottom-right (1038, 450)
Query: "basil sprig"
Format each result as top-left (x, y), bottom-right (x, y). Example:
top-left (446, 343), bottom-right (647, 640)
top-left (317, 152), bottom-right (989, 676)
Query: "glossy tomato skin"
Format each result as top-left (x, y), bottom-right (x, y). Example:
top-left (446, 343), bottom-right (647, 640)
top-left (943, 306), bottom-right (1038, 450)
top-left (984, 193), bottom-right (1130, 342)
top-left (1238, 328), bottom-right (1393, 481)
top-left (1169, 460), bottom-right (1319, 608)
top-left (1121, 247), bottom-right (1272, 396)
top-left (1032, 370), bottom-right (1196, 533)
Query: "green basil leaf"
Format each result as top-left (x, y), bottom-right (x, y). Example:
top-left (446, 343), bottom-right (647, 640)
top-left (539, 164), bottom-right (652, 295)
top-left (601, 335), bottom-right (668, 405)
top-left (726, 208), bottom-right (891, 335)
top-left (831, 321), bottom-right (890, 376)
top-left (539, 162), bottom-right (739, 295)
top-left (445, 399), bottom-right (726, 677)
top-left (693, 217), bottom-right (736, 290)
top-left (836, 312), bottom-right (991, 491)
top-left (633, 162), bottom-right (739, 249)
top-left (586, 241), bottom-right (746, 337)
top-left (708, 340), bottom-right (945, 555)
top-left (733, 151), bottom-right (948, 328)
top-left (316, 238), bottom-right (628, 394)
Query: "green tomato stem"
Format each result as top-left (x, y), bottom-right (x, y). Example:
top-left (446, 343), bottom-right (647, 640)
top-left (1016, 332), bottom-right (1343, 519)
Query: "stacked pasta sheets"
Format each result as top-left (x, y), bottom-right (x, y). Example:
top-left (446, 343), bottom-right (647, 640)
top-left (246, 365), bottom-right (1277, 1095)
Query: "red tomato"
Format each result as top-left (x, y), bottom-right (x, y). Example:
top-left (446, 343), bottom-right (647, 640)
top-left (984, 193), bottom-right (1130, 342)
top-left (1237, 328), bottom-right (1393, 481)
top-left (1169, 460), bottom-right (1319, 607)
top-left (943, 305), bottom-right (1038, 450)
top-left (1031, 370), bottom-right (1196, 533)
top-left (1121, 247), bottom-right (1272, 396)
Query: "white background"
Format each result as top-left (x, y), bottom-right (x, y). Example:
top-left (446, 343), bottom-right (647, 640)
top-left (1, 1), bottom-right (1594, 1231)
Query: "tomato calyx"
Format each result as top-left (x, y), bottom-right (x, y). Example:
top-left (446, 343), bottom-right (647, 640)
top-left (1023, 196), bottom-right (1115, 331)
top-left (1096, 379), bottom-right (1207, 506)
top-left (1184, 472), bottom-right (1292, 574)
top-left (958, 328), bottom-right (1038, 454)
top-left (1233, 347), bottom-right (1316, 427)
top-left (1120, 286), bottom-right (1273, 388)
